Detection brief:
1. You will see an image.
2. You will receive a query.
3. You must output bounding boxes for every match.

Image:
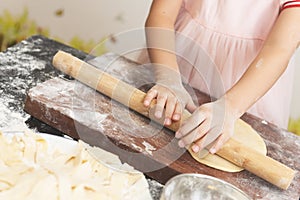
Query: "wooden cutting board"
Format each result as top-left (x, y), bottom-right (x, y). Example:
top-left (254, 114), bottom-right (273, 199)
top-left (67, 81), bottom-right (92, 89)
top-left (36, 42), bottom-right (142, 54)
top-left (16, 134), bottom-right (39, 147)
top-left (24, 53), bottom-right (300, 200)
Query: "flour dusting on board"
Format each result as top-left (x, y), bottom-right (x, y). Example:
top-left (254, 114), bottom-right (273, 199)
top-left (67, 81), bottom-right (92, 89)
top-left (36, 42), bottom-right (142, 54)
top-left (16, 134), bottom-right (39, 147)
top-left (28, 77), bottom-right (109, 132)
top-left (88, 53), bottom-right (155, 87)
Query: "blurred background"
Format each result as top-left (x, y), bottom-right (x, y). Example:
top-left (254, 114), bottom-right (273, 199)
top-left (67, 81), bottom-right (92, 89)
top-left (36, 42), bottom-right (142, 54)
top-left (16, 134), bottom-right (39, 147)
top-left (0, 0), bottom-right (299, 135)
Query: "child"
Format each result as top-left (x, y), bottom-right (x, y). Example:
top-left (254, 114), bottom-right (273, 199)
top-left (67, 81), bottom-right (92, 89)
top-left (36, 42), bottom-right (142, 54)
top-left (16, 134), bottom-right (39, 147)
top-left (142, 0), bottom-right (300, 154)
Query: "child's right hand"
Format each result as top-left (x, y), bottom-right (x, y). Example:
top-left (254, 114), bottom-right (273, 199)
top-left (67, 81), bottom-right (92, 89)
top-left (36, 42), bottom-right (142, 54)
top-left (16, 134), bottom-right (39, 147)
top-left (143, 81), bottom-right (196, 126)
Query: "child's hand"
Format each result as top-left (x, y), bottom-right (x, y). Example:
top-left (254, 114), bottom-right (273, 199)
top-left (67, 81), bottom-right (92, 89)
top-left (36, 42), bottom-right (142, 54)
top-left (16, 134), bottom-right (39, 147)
top-left (143, 83), bottom-right (196, 126)
top-left (175, 97), bottom-right (238, 154)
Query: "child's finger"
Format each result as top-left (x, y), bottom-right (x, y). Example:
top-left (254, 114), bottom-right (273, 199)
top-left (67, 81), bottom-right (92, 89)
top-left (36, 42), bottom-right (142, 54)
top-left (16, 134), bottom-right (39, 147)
top-left (178, 119), bottom-right (210, 148)
top-left (155, 93), bottom-right (167, 118)
top-left (144, 89), bottom-right (158, 106)
top-left (186, 99), bottom-right (197, 113)
top-left (175, 109), bottom-right (205, 138)
top-left (164, 97), bottom-right (177, 125)
top-left (208, 133), bottom-right (229, 154)
top-left (172, 101), bottom-right (182, 121)
top-left (191, 125), bottom-right (221, 152)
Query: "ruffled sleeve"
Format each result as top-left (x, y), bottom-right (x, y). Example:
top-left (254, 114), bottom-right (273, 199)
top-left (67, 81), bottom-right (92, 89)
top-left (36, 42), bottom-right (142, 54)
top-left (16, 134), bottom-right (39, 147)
top-left (280, 0), bottom-right (300, 11)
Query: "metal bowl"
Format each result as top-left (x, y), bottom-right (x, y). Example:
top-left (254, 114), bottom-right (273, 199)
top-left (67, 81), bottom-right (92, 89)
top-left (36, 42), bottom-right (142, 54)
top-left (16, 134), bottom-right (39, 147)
top-left (160, 174), bottom-right (251, 200)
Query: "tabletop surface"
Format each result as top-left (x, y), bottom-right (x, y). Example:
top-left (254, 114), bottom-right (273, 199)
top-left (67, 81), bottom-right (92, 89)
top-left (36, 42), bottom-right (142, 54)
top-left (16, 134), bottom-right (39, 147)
top-left (1, 35), bottom-right (300, 200)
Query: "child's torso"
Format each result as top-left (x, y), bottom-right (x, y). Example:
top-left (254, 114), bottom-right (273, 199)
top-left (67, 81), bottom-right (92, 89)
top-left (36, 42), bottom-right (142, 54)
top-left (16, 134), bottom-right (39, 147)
top-left (179, 0), bottom-right (280, 39)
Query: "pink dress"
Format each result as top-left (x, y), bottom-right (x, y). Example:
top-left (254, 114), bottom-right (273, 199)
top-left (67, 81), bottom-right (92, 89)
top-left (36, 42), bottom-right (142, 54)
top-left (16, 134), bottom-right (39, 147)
top-left (172, 0), bottom-right (296, 128)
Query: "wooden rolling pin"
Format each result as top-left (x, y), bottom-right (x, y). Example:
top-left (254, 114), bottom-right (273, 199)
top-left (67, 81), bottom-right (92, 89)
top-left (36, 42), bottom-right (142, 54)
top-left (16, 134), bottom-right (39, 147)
top-left (52, 50), bottom-right (295, 190)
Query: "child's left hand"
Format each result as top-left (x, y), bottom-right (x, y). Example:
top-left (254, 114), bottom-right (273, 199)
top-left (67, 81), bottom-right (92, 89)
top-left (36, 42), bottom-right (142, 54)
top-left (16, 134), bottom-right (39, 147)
top-left (175, 97), bottom-right (239, 154)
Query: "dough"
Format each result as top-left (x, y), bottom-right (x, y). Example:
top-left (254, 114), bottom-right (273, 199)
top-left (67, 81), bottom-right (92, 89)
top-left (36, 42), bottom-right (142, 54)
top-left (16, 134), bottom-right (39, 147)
top-left (189, 119), bottom-right (267, 172)
top-left (0, 131), bottom-right (152, 200)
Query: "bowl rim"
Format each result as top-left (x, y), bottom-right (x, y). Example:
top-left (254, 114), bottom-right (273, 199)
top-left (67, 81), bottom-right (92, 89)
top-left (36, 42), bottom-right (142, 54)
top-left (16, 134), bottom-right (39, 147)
top-left (162, 173), bottom-right (251, 199)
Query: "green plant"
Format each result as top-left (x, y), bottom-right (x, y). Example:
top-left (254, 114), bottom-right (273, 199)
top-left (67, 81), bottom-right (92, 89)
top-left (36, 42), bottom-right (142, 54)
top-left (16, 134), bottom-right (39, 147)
top-left (68, 36), bottom-right (107, 56)
top-left (0, 8), bottom-right (107, 55)
top-left (0, 9), bottom-right (49, 51)
top-left (288, 118), bottom-right (300, 136)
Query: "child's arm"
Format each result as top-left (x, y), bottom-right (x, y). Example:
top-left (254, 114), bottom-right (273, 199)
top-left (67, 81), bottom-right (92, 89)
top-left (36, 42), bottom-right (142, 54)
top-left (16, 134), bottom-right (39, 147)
top-left (144, 0), bottom-right (181, 73)
top-left (143, 0), bottom-right (196, 126)
top-left (176, 8), bottom-right (300, 153)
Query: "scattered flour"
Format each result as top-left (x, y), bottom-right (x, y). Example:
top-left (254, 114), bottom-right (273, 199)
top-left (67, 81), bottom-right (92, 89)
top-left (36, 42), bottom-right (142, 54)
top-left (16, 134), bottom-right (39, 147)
top-left (131, 143), bottom-right (143, 152)
top-left (0, 39), bottom-right (48, 132)
top-left (142, 141), bottom-right (157, 156)
top-left (0, 100), bottom-right (29, 131)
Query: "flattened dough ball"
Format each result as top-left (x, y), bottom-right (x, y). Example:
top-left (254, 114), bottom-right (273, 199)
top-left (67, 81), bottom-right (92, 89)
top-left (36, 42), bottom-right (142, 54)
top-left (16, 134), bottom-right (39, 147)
top-left (189, 119), bottom-right (267, 172)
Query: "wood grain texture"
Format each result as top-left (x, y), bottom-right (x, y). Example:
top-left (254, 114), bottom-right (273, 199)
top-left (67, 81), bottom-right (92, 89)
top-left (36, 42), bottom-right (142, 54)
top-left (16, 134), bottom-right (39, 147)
top-left (24, 52), bottom-right (300, 200)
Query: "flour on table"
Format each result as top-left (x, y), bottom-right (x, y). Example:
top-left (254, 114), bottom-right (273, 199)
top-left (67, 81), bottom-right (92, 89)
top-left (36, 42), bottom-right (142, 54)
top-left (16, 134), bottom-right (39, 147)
top-left (142, 141), bottom-right (157, 156)
top-left (0, 100), bottom-right (28, 131)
